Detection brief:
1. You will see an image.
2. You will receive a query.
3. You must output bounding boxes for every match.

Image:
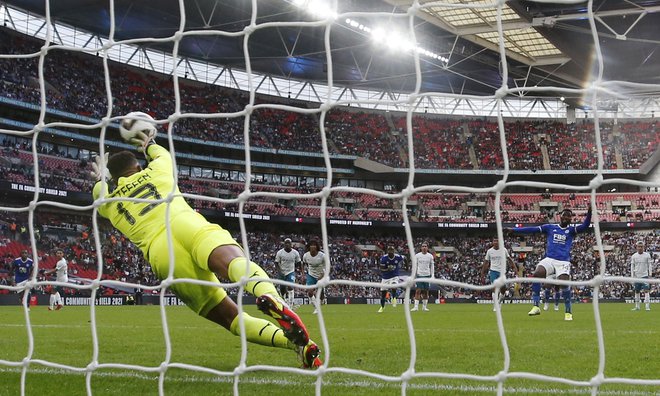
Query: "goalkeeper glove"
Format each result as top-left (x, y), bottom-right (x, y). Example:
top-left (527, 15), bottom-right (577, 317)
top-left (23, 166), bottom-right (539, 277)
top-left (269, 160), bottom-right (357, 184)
top-left (90, 153), bottom-right (109, 181)
top-left (128, 130), bottom-right (156, 153)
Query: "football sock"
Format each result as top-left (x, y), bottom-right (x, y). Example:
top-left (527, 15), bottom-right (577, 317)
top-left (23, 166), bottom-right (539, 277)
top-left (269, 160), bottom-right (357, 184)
top-left (49, 294), bottom-right (55, 310)
top-left (422, 299), bottom-right (428, 309)
top-left (562, 286), bottom-right (572, 314)
top-left (55, 292), bottom-right (62, 306)
top-left (531, 283), bottom-right (541, 306)
top-left (543, 288), bottom-right (550, 303)
top-left (554, 290), bottom-right (561, 307)
top-left (227, 257), bottom-right (278, 298)
top-left (644, 293), bottom-right (650, 309)
top-left (635, 292), bottom-right (641, 309)
top-left (229, 312), bottom-right (291, 349)
top-left (380, 290), bottom-right (387, 308)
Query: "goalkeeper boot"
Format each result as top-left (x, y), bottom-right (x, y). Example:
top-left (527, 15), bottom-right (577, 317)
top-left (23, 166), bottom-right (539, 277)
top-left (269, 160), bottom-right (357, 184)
top-left (257, 294), bottom-right (309, 347)
top-left (297, 340), bottom-right (322, 369)
top-left (528, 306), bottom-right (541, 316)
top-left (564, 313), bottom-right (573, 321)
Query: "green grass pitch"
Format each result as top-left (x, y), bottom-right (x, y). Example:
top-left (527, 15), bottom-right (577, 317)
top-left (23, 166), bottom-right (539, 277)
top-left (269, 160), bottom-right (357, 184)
top-left (1, 302), bottom-right (658, 395)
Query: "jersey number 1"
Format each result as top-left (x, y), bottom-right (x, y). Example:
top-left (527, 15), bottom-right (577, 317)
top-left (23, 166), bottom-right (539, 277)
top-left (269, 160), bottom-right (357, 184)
top-left (117, 183), bottom-right (162, 225)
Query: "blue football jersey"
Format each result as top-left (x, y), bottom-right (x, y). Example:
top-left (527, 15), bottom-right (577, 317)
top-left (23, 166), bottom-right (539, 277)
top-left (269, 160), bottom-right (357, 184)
top-left (13, 257), bottom-right (34, 283)
top-left (512, 212), bottom-right (591, 261)
top-left (380, 254), bottom-right (404, 279)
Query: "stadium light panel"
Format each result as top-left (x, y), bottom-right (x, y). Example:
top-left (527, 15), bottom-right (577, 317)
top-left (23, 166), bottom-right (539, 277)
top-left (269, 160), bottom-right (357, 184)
top-left (289, 1), bottom-right (447, 63)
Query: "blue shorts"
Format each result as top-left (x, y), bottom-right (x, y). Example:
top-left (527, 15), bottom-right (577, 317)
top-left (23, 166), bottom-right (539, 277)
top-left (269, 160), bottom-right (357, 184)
top-left (281, 272), bottom-right (296, 284)
top-left (415, 275), bottom-right (431, 290)
top-left (488, 270), bottom-right (502, 284)
top-left (306, 274), bottom-right (319, 286)
top-left (634, 278), bottom-right (650, 292)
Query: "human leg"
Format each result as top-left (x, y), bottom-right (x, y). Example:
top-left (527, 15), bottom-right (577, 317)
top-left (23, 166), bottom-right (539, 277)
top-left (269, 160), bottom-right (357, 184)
top-left (642, 281), bottom-right (651, 310)
top-left (543, 286), bottom-right (551, 310)
top-left (412, 288), bottom-right (420, 311)
top-left (528, 261), bottom-right (548, 316)
top-left (533, 260), bottom-right (551, 304)
top-left (380, 289), bottom-right (388, 310)
top-left (558, 274), bottom-right (572, 314)
top-left (421, 288), bottom-right (430, 311)
top-left (306, 274), bottom-right (319, 314)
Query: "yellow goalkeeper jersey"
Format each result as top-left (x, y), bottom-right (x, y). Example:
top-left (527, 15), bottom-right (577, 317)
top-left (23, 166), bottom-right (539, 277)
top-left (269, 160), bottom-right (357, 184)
top-left (93, 144), bottom-right (194, 257)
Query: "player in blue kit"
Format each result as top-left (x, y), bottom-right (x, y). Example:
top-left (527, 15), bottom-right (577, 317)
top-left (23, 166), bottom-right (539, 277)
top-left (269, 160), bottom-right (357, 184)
top-left (378, 245), bottom-right (405, 313)
top-left (505, 207), bottom-right (591, 321)
top-left (12, 250), bottom-right (34, 308)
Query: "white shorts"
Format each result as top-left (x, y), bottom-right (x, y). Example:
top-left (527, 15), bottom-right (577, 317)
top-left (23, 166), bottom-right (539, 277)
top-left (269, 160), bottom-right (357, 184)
top-left (538, 257), bottom-right (571, 278)
top-left (15, 280), bottom-right (29, 288)
top-left (380, 277), bottom-right (400, 291)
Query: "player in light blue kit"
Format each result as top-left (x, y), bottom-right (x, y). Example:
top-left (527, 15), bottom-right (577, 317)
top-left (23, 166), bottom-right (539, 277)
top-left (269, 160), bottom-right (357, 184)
top-left (378, 245), bottom-right (405, 313)
top-left (505, 207), bottom-right (591, 321)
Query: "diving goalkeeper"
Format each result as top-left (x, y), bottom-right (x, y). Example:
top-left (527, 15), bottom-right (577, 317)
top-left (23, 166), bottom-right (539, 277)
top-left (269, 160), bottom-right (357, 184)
top-left (90, 113), bottom-right (321, 368)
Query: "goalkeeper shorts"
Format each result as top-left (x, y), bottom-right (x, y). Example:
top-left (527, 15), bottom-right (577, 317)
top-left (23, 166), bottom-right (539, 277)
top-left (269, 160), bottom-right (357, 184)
top-left (148, 212), bottom-right (241, 317)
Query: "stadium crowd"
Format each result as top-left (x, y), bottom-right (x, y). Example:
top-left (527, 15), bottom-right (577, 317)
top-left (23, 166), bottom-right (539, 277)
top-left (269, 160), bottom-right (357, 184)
top-left (1, 28), bottom-right (659, 304)
top-left (2, 136), bottom-right (660, 225)
top-left (1, 209), bottom-right (658, 301)
top-left (1, 28), bottom-right (659, 172)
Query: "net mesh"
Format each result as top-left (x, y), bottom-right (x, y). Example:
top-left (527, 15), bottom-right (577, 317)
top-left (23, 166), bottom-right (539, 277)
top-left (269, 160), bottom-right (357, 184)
top-left (1, 0), bottom-right (660, 394)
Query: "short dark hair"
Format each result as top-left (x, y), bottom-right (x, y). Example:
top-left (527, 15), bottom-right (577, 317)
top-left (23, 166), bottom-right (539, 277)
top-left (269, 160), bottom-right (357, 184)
top-left (307, 240), bottom-right (320, 249)
top-left (561, 209), bottom-right (573, 215)
top-left (107, 151), bottom-right (139, 180)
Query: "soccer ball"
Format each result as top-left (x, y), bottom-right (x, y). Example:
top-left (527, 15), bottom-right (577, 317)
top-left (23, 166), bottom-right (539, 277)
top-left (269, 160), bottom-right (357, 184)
top-left (119, 112), bottom-right (157, 142)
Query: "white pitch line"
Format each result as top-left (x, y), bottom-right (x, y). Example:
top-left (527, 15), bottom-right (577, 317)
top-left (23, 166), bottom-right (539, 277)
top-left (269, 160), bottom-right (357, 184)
top-left (1, 323), bottom-right (658, 336)
top-left (0, 367), bottom-right (657, 395)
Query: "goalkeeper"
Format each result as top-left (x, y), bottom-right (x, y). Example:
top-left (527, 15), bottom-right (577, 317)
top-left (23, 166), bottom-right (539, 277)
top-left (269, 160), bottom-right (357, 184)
top-left (90, 114), bottom-right (321, 368)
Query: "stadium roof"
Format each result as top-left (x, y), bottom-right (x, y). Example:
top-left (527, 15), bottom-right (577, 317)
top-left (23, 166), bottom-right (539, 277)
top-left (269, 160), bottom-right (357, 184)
top-left (4, 0), bottom-right (660, 104)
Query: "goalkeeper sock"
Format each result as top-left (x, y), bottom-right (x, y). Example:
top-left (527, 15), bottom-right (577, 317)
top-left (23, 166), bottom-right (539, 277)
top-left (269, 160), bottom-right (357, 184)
top-left (227, 257), bottom-right (278, 298)
top-left (562, 286), bottom-right (572, 314)
top-left (531, 283), bottom-right (541, 306)
top-left (229, 312), bottom-right (291, 349)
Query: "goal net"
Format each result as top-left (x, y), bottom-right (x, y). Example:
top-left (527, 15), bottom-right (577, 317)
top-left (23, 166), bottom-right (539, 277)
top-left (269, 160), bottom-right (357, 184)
top-left (1, 0), bottom-right (659, 395)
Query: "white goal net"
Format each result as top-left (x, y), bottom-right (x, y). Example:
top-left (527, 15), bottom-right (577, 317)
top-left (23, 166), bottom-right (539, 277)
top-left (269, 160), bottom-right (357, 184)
top-left (1, 0), bottom-right (660, 395)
